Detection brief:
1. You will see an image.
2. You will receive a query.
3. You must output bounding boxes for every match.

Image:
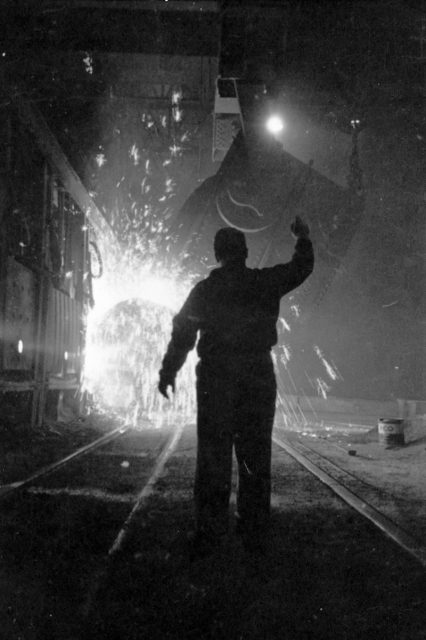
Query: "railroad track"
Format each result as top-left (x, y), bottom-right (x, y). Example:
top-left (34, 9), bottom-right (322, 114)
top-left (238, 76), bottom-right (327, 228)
top-left (4, 421), bottom-right (424, 568)
top-left (0, 420), bottom-right (187, 639)
top-left (272, 432), bottom-right (426, 569)
top-left (0, 424), bottom-right (131, 502)
top-left (1, 421), bottom-right (425, 639)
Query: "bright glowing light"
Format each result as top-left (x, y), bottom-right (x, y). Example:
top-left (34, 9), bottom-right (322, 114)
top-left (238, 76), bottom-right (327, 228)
top-left (130, 144), bottom-right (140, 165)
top-left (314, 345), bottom-right (341, 381)
top-left (171, 89), bottom-right (182, 105)
top-left (96, 153), bottom-right (106, 167)
top-left (142, 275), bottom-right (180, 308)
top-left (316, 377), bottom-right (331, 399)
top-left (279, 345), bottom-right (291, 367)
top-left (169, 144), bottom-right (182, 157)
top-left (165, 178), bottom-right (175, 194)
top-left (83, 53), bottom-right (93, 74)
top-left (83, 256), bottom-right (197, 425)
top-left (266, 115), bottom-right (285, 135)
top-left (17, 340), bottom-right (23, 354)
top-left (173, 107), bottom-right (183, 123)
top-left (290, 304), bottom-right (300, 318)
top-left (279, 318), bottom-right (291, 332)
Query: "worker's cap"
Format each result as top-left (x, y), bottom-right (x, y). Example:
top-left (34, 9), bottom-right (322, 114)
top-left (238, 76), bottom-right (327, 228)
top-left (214, 227), bottom-right (248, 261)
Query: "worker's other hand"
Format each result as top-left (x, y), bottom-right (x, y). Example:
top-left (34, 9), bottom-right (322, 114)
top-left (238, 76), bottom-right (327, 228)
top-left (158, 376), bottom-right (175, 400)
top-left (291, 215), bottom-right (310, 239)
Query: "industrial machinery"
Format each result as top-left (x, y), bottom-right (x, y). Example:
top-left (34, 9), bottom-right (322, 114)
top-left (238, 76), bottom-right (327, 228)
top-left (0, 87), bottom-right (116, 427)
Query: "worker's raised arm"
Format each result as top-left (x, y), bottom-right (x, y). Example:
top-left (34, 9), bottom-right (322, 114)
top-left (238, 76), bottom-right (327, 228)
top-left (158, 284), bottom-right (202, 399)
top-left (266, 215), bottom-right (314, 297)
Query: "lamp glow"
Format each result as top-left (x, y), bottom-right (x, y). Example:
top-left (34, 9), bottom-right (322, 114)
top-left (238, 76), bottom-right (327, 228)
top-left (266, 115), bottom-right (285, 134)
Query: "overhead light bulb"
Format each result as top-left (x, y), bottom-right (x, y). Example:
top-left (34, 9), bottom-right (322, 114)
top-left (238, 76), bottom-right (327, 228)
top-left (266, 115), bottom-right (285, 134)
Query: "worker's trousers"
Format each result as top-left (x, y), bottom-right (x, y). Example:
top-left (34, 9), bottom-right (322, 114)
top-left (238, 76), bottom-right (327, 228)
top-left (194, 354), bottom-right (277, 540)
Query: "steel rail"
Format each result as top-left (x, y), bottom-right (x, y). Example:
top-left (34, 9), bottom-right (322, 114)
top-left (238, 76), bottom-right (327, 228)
top-left (108, 420), bottom-right (184, 556)
top-left (274, 428), bottom-right (385, 493)
top-left (81, 421), bottom-right (184, 620)
top-left (272, 433), bottom-right (426, 569)
top-left (0, 424), bottom-right (131, 502)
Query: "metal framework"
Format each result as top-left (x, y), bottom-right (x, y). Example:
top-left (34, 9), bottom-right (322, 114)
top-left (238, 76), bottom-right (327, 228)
top-left (0, 89), bottom-right (120, 427)
top-left (212, 77), bottom-right (244, 162)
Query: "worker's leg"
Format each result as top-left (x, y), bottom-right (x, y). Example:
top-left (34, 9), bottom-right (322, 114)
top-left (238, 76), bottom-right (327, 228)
top-left (194, 364), bottom-right (235, 541)
top-left (234, 358), bottom-right (276, 541)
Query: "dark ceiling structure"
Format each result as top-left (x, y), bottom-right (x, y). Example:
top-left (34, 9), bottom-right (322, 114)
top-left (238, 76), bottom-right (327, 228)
top-left (0, 0), bottom-right (424, 403)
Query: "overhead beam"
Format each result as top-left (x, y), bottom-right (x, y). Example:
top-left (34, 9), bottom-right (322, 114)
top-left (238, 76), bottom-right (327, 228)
top-left (39, 1), bottom-right (220, 12)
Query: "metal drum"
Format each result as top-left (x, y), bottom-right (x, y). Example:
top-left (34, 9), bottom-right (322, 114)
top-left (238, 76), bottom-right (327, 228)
top-left (378, 418), bottom-right (405, 447)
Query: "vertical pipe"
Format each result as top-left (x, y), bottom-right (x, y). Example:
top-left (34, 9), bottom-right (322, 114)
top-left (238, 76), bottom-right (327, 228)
top-left (79, 209), bottom-right (89, 382)
top-left (31, 162), bottom-right (50, 428)
top-left (0, 113), bottom-right (13, 370)
top-left (58, 186), bottom-right (66, 282)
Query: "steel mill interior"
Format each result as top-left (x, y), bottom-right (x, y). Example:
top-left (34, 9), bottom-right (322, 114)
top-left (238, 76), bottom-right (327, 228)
top-left (0, 2), bottom-right (425, 639)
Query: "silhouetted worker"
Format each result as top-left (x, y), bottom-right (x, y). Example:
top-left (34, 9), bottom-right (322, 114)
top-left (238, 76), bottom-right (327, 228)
top-left (158, 216), bottom-right (313, 554)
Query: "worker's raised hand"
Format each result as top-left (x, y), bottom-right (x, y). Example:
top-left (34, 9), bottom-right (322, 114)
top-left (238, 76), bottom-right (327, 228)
top-left (158, 376), bottom-right (175, 400)
top-left (291, 215), bottom-right (310, 239)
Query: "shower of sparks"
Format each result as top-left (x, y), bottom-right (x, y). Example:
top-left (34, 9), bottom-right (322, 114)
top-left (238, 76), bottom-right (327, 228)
top-left (279, 317), bottom-right (291, 332)
top-left (279, 344), bottom-right (291, 367)
top-left (83, 52), bottom-right (94, 74)
top-left (314, 345), bottom-right (341, 381)
top-left (171, 89), bottom-right (183, 104)
top-left (83, 89), bottom-right (266, 428)
top-left (316, 377), bottom-right (331, 399)
top-left (165, 178), bottom-right (175, 193)
top-left (169, 144), bottom-right (182, 157)
top-left (83, 255), bottom-right (197, 427)
top-left (130, 144), bottom-right (140, 165)
top-left (290, 304), bottom-right (300, 318)
top-left (173, 107), bottom-right (183, 123)
top-left (96, 153), bottom-right (106, 167)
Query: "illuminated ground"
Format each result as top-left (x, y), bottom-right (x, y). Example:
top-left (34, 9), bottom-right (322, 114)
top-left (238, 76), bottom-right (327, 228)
top-left (87, 422), bottom-right (426, 640)
top-left (1, 411), bottom-right (426, 639)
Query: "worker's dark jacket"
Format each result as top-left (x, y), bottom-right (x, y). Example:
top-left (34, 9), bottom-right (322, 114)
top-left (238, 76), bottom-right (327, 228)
top-left (160, 236), bottom-right (314, 381)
